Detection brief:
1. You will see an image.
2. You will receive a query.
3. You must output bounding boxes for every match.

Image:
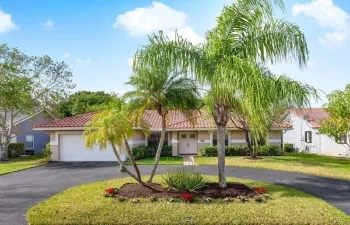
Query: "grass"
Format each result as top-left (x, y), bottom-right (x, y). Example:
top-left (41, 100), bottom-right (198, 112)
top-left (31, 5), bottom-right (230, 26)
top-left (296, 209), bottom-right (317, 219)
top-left (0, 154), bottom-right (46, 175)
top-left (127, 156), bottom-right (183, 165)
top-left (195, 153), bottom-right (350, 180)
top-left (27, 175), bottom-right (350, 225)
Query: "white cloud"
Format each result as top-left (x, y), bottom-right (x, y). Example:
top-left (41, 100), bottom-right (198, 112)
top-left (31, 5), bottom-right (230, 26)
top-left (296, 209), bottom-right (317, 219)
top-left (43, 19), bottom-right (54, 28)
top-left (127, 58), bottom-right (133, 66)
top-left (164, 26), bottom-right (204, 45)
top-left (292, 0), bottom-right (350, 48)
top-left (63, 52), bottom-right (70, 58)
top-left (75, 57), bottom-right (91, 65)
top-left (75, 58), bottom-right (84, 64)
top-left (114, 2), bottom-right (203, 44)
top-left (0, 9), bottom-right (18, 34)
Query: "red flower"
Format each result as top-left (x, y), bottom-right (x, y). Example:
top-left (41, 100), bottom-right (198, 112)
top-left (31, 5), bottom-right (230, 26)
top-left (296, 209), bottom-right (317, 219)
top-left (104, 187), bottom-right (116, 195)
top-left (254, 187), bottom-right (268, 194)
top-left (181, 193), bottom-right (194, 202)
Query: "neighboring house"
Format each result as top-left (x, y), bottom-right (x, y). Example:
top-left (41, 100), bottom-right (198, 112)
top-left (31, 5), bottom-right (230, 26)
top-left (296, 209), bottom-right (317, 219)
top-left (33, 110), bottom-right (292, 162)
top-left (283, 108), bottom-right (349, 157)
top-left (1, 110), bottom-right (54, 154)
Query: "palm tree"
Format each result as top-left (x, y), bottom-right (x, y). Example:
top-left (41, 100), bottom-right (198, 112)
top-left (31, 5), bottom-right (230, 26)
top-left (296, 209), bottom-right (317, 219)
top-left (134, 0), bottom-right (315, 187)
top-left (124, 65), bottom-right (201, 183)
top-left (83, 99), bottom-right (143, 184)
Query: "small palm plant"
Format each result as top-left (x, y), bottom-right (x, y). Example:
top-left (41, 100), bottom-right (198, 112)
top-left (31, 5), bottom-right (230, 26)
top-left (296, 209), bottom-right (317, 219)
top-left (83, 98), bottom-right (144, 184)
top-left (125, 65), bottom-right (201, 183)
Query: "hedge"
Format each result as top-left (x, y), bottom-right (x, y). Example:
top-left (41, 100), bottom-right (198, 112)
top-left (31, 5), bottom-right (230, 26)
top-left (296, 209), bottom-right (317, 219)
top-left (200, 145), bottom-right (285, 157)
top-left (8, 143), bottom-right (25, 158)
top-left (131, 145), bottom-right (173, 160)
top-left (284, 143), bottom-right (294, 152)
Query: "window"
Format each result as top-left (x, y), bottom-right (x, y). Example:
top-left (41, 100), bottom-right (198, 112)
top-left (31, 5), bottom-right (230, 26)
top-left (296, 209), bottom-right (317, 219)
top-left (26, 135), bottom-right (34, 149)
top-left (337, 135), bottom-right (348, 144)
top-left (148, 132), bottom-right (169, 147)
top-left (305, 131), bottom-right (312, 143)
top-left (181, 134), bottom-right (187, 139)
top-left (190, 134), bottom-right (196, 139)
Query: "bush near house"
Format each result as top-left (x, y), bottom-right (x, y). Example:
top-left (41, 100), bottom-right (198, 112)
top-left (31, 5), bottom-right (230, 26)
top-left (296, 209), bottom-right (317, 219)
top-left (8, 143), bottom-right (25, 158)
top-left (200, 145), bottom-right (285, 157)
top-left (42, 143), bottom-right (52, 163)
top-left (132, 145), bottom-right (173, 160)
top-left (284, 143), bottom-right (294, 152)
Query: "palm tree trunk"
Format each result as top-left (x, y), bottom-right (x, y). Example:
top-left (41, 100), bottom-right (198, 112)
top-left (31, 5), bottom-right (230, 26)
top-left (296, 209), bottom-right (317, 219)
top-left (217, 124), bottom-right (226, 188)
top-left (148, 115), bottom-right (166, 183)
top-left (110, 143), bottom-right (143, 184)
top-left (123, 135), bottom-right (142, 180)
top-left (244, 129), bottom-right (254, 158)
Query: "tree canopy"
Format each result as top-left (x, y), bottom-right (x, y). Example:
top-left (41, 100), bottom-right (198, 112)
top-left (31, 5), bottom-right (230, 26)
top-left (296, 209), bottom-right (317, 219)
top-left (319, 84), bottom-right (350, 148)
top-left (58, 91), bottom-right (117, 118)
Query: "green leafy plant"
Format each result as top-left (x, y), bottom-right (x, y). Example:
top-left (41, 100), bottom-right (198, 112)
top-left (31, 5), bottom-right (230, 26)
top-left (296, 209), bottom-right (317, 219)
top-left (162, 167), bottom-right (207, 192)
top-left (8, 143), bottom-right (25, 158)
top-left (200, 145), bottom-right (284, 157)
top-left (284, 143), bottom-right (294, 153)
top-left (42, 143), bottom-right (52, 163)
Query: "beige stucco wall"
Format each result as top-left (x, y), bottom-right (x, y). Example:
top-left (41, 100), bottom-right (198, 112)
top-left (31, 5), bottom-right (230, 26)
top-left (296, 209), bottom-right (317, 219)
top-left (132, 130), bottom-right (145, 142)
top-left (197, 131), bottom-right (211, 151)
top-left (231, 130), bottom-right (246, 140)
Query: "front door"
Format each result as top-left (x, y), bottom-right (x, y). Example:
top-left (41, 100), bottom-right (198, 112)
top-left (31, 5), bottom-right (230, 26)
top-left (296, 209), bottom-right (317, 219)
top-left (179, 132), bottom-right (198, 154)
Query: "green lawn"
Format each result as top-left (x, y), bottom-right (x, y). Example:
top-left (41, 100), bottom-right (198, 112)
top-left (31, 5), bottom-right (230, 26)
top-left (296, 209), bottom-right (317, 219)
top-left (127, 156), bottom-right (183, 165)
top-left (27, 175), bottom-right (349, 225)
top-left (0, 154), bottom-right (46, 175)
top-left (195, 153), bottom-right (350, 180)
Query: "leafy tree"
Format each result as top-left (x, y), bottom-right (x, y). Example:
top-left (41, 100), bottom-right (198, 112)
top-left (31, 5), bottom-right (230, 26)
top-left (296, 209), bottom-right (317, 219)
top-left (83, 99), bottom-right (145, 183)
top-left (319, 85), bottom-right (350, 149)
top-left (229, 69), bottom-right (318, 158)
top-left (0, 44), bottom-right (74, 160)
top-left (58, 91), bottom-right (116, 118)
top-left (124, 66), bottom-right (201, 183)
top-left (134, 0), bottom-right (315, 187)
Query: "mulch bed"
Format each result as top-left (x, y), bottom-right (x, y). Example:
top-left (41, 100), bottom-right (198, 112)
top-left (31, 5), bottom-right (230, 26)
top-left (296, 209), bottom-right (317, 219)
top-left (115, 182), bottom-right (258, 199)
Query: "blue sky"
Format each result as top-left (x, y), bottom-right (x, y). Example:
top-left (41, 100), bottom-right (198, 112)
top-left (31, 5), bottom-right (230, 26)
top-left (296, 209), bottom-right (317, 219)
top-left (0, 0), bottom-right (350, 107)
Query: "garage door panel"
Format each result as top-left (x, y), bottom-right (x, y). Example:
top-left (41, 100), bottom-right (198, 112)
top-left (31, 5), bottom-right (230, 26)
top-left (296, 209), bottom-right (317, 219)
top-left (60, 134), bottom-right (126, 161)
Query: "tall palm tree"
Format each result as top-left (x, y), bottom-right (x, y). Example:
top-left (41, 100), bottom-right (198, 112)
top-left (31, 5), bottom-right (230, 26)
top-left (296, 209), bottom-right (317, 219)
top-left (124, 65), bottom-right (201, 183)
top-left (134, 0), bottom-right (316, 187)
top-left (83, 99), bottom-right (144, 184)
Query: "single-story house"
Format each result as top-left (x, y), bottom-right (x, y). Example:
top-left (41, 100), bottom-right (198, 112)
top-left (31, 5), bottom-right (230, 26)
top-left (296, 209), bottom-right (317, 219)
top-left (1, 110), bottom-right (54, 154)
top-left (283, 108), bottom-right (349, 157)
top-left (33, 110), bottom-right (292, 162)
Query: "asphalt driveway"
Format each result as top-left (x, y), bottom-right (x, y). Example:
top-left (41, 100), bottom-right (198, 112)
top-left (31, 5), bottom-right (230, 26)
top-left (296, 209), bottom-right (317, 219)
top-left (1, 162), bottom-right (350, 225)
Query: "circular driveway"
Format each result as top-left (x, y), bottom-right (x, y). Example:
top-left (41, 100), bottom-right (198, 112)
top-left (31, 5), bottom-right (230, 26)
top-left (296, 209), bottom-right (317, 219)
top-left (1, 162), bottom-right (350, 225)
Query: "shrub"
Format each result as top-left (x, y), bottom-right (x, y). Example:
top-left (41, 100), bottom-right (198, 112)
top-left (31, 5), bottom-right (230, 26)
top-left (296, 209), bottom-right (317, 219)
top-left (200, 146), bottom-right (218, 157)
top-left (8, 143), bottom-right (25, 158)
top-left (284, 143), bottom-right (294, 152)
top-left (200, 145), bottom-right (284, 156)
top-left (131, 146), bottom-right (148, 160)
top-left (254, 187), bottom-right (268, 194)
top-left (256, 145), bottom-right (285, 156)
top-left (42, 143), bottom-right (52, 162)
top-left (161, 145), bottom-right (172, 157)
top-left (162, 167), bottom-right (207, 192)
top-left (225, 146), bottom-right (248, 156)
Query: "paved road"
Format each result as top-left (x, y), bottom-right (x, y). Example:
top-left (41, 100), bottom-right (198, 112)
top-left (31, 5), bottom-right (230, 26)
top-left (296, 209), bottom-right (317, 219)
top-left (1, 163), bottom-right (350, 225)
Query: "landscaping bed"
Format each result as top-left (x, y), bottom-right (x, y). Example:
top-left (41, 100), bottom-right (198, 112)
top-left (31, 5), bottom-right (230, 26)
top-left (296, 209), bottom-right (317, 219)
top-left (27, 176), bottom-right (350, 225)
top-left (115, 182), bottom-right (257, 199)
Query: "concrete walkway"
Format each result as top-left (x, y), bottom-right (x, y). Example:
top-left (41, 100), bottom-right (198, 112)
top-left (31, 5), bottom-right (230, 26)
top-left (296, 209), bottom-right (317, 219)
top-left (182, 155), bottom-right (197, 165)
top-left (1, 163), bottom-right (350, 225)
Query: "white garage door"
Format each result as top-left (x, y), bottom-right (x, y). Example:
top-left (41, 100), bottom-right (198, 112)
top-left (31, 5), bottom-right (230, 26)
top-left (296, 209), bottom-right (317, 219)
top-left (59, 134), bottom-right (126, 161)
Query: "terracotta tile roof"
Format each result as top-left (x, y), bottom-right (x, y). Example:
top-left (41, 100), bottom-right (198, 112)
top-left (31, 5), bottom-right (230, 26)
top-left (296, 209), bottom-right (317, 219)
top-left (34, 110), bottom-right (292, 130)
top-left (291, 108), bottom-right (329, 128)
